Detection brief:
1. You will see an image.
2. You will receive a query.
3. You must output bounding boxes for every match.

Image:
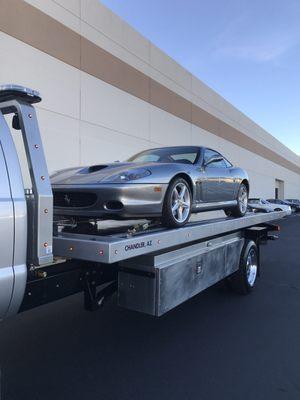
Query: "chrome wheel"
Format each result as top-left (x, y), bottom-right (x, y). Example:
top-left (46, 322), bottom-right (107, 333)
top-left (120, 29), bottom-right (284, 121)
top-left (238, 185), bottom-right (248, 214)
top-left (171, 182), bottom-right (191, 223)
top-left (246, 248), bottom-right (258, 287)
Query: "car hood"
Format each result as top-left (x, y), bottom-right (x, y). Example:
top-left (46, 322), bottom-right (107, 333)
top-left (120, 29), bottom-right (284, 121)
top-left (51, 162), bottom-right (170, 185)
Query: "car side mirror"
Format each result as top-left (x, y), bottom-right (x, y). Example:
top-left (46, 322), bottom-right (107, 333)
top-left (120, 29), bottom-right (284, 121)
top-left (204, 155), bottom-right (223, 168)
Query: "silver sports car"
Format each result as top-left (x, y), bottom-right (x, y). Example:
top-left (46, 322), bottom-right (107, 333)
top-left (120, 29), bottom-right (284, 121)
top-left (51, 146), bottom-right (249, 228)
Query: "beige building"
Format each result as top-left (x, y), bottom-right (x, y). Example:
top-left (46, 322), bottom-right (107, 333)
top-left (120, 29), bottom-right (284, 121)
top-left (0, 0), bottom-right (299, 199)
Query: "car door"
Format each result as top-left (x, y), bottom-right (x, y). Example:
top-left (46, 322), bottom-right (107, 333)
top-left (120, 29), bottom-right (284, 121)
top-left (200, 149), bottom-right (235, 202)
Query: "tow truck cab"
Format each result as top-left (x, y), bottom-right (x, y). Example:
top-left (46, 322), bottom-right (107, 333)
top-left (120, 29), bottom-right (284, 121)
top-left (0, 85), bottom-right (52, 320)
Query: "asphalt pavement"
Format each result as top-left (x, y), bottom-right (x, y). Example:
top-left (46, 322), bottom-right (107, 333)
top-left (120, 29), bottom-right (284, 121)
top-left (0, 215), bottom-right (299, 400)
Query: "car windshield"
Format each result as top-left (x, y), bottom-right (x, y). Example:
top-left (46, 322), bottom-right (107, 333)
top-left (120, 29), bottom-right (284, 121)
top-left (127, 147), bottom-right (200, 164)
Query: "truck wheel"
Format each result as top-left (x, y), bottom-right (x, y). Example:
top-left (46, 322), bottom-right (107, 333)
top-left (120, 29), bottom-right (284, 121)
top-left (162, 177), bottom-right (192, 228)
top-left (227, 240), bottom-right (259, 294)
top-left (227, 183), bottom-right (248, 218)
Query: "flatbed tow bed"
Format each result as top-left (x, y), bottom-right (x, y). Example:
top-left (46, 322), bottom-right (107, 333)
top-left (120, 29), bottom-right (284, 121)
top-left (0, 84), bottom-right (285, 319)
top-left (49, 212), bottom-right (283, 316)
top-left (53, 212), bottom-right (284, 264)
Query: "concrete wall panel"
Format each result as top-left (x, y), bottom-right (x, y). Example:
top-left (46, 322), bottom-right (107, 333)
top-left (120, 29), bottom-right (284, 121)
top-left (80, 73), bottom-right (150, 141)
top-left (150, 106), bottom-right (192, 146)
top-left (0, 32), bottom-right (81, 119)
top-left (24, 0), bottom-right (80, 32)
top-left (0, 0), bottom-right (299, 199)
top-left (79, 120), bottom-right (150, 166)
top-left (36, 109), bottom-right (80, 173)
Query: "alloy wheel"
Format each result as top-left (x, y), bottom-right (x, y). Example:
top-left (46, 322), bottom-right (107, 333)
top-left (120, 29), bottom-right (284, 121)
top-left (171, 182), bottom-right (191, 223)
top-left (238, 185), bottom-right (248, 214)
top-left (246, 248), bottom-right (258, 287)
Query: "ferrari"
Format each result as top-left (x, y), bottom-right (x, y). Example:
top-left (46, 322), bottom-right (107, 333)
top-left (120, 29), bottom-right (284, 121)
top-left (51, 146), bottom-right (249, 228)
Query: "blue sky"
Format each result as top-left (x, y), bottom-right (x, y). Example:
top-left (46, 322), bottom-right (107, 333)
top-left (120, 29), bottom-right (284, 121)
top-left (100, 0), bottom-right (300, 155)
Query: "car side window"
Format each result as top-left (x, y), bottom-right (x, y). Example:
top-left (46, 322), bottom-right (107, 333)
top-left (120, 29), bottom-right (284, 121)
top-left (203, 149), bottom-right (226, 168)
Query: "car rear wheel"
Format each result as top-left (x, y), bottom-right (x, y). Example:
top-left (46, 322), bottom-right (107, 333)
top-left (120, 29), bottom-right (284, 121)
top-left (162, 177), bottom-right (192, 228)
top-left (225, 183), bottom-right (248, 218)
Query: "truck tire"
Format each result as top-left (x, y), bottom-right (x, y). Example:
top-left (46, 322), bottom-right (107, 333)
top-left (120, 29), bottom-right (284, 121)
top-left (227, 240), bottom-right (259, 294)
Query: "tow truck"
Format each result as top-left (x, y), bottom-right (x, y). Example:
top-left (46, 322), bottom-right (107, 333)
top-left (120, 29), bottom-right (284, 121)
top-left (0, 84), bottom-right (284, 320)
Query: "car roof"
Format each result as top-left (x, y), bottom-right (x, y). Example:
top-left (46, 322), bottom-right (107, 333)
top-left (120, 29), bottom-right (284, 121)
top-left (140, 146), bottom-right (203, 151)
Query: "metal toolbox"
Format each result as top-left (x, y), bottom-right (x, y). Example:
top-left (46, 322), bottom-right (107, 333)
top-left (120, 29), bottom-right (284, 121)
top-left (118, 232), bottom-right (244, 316)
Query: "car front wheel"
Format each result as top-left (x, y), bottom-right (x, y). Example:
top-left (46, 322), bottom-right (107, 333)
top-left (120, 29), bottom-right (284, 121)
top-left (162, 177), bottom-right (192, 228)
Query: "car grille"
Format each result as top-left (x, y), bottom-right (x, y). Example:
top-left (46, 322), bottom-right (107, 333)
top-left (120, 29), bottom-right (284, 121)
top-left (53, 191), bottom-right (97, 208)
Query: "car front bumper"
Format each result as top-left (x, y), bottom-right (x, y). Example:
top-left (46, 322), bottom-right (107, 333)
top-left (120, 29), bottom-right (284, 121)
top-left (52, 183), bottom-right (168, 219)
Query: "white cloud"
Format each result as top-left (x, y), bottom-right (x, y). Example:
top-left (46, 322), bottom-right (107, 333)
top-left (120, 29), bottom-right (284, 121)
top-left (216, 38), bottom-right (299, 62)
top-left (213, 12), bottom-right (300, 63)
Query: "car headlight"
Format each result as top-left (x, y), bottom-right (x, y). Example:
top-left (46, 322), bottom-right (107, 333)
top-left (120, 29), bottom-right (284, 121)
top-left (119, 169), bottom-right (151, 181)
top-left (105, 169), bottom-right (152, 183)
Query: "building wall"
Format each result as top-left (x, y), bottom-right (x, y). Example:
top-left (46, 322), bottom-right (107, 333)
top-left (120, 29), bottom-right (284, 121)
top-left (0, 0), bottom-right (299, 199)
